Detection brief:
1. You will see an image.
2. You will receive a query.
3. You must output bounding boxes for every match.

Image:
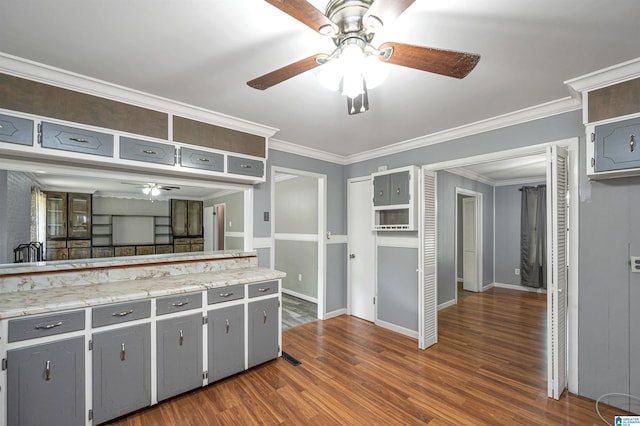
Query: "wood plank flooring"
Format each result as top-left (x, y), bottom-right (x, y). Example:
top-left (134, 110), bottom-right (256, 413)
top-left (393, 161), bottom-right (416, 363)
top-left (105, 288), bottom-right (629, 425)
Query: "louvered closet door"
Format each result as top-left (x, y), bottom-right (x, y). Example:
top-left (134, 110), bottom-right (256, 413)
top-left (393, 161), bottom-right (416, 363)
top-left (420, 169), bottom-right (437, 350)
top-left (547, 145), bottom-right (568, 399)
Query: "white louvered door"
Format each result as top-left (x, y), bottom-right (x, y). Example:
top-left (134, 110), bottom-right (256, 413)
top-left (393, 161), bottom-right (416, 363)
top-left (547, 145), bottom-right (568, 399)
top-left (419, 169), bottom-right (438, 350)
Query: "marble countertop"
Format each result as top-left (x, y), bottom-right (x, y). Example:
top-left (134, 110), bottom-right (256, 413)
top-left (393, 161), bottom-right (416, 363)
top-left (0, 266), bottom-right (285, 320)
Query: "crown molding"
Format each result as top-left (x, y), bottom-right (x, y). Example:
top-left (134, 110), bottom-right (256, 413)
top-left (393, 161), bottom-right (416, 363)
top-left (493, 176), bottom-right (546, 187)
top-left (0, 52), bottom-right (279, 138)
top-left (269, 138), bottom-right (347, 165)
top-left (446, 168), bottom-right (496, 186)
top-left (565, 56), bottom-right (640, 93)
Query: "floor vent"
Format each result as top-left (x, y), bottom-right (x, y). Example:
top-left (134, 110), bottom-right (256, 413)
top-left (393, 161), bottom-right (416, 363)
top-left (282, 351), bottom-right (301, 366)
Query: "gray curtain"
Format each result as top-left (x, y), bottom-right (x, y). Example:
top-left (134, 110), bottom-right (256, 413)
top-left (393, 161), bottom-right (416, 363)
top-left (520, 185), bottom-right (547, 288)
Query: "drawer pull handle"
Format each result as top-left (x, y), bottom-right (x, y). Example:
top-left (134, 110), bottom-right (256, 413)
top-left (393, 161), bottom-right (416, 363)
top-left (263, 310), bottom-right (267, 324)
top-left (379, 190), bottom-right (384, 197)
top-left (112, 309), bottom-right (134, 317)
top-left (396, 187), bottom-right (401, 195)
top-left (219, 292), bottom-right (234, 298)
top-left (198, 157), bottom-right (211, 162)
top-left (226, 319), bottom-right (230, 334)
top-left (258, 287), bottom-right (270, 293)
top-left (45, 360), bottom-right (51, 381)
top-left (141, 149), bottom-right (157, 155)
top-left (68, 137), bottom-right (89, 143)
top-left (121, 343), bottom-right (126, 361)
top-left (35, 321), bottom-right (63, 330)
top-left (179, 330), bottom-right (184, 346)
top-left (240, 164), bottom-right (252, 169)
top-left (172, 301), bottom-right (189, 307)
top-left (631, 135), bottom-right (636, 153)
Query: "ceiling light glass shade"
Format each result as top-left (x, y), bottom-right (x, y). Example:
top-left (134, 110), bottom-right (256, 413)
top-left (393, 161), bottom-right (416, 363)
top-left (151, 187), bottom-right (161, 196)
top-left (142, 187), bottom-right (151, 195)
top-left (315, 59), bottom-right (342, 92)
top-left (362, 55), bottom-right (389, 89)
top-left (341, 68), bottom-right (365, 98)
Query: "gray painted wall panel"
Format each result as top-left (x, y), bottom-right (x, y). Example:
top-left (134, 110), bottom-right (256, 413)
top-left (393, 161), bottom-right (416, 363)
top-left (256, 248), bottom-right (270, 268)
top-left (0, 171), bottom-right (7, 264)
top-left (377, 246), bottom-right (418, 331)
top-left (206, 191), bottom-right (244, 233)
top-left (275, 175), bottom-right (318, 234)
top-left (275, 240), bottom-right (318, 299)
top-left (4, 171), bottom-right (32, 264)
top-left (326, 243), bottom-right (347, 313)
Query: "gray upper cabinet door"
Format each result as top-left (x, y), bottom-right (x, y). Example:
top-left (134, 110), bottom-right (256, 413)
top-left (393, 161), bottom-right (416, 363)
top-left (0, 113), bottom-right (33, 146)
top-left (594, 116), bottom-right (640, 172)
top-left (7, 337), bottom-right (85, 426)
top-left (389, 171), bottom-right (410, 205)
top-left (180, 147), bottom-right (224, 172)
top-left (92, 324), bottom-right (151, 425)
top-left (227, 155), bottom-right (264, 178)
top-left (208, 304), bottom-right (245, 383)
top-left (40, 122), bottom-right (114, 157)
top-left (373, 174), bottom-right (390, 206)
top-left (156, 313), bottom-right (203, 401)
top-left (248, 297), bottom-right (279, 368)
top-left (119, 136), bottom-right (176, 165)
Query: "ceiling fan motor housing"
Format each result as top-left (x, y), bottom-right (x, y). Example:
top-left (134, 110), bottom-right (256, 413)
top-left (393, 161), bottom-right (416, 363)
top-left (325, 0), bottom-right (374, 43)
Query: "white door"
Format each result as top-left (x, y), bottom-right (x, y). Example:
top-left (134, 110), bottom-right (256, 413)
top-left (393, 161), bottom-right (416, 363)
top-left (347, 178), bottom-right (376, 322)
top-left (547, 144), bottom-right (568, 399)
top-left (203, 206), bottom-right (214, 251)
top-left (419, 169), bottom-right (438, 350)
top-left (462, 197), bottom-right (478, 292)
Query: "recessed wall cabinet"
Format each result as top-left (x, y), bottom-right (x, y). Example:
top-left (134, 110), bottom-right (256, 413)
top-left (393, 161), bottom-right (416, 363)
top-left (371, 166), bottom-right (419, 231)
top-left (0, 113), bottom-right (33, 146)
top-left (587, 115), bottom-right (640, 178)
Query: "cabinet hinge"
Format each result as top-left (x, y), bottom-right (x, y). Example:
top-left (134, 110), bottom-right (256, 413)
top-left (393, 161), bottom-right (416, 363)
top-left (175, 148), bottom-right (181, 165)
top-left (88, 409), bottom-right (93, 421)
top-left (37, 123), bottom-right (42, 145)
top-left (1, 358), bottom-right (7, 370)
top-left (278, 300), bottom-right (281, 308)
top-left (203, 371), bottom-right (208, 380)
top-left (373, 297), bottom-right (376, 305)
top-left (202, 316), bottom-right (208, 325)
top-left (591, 157), bottom-right (595, 168)
top-left (88, 340), bottom-right (93, 351)
top-left (591, 132), bottom-right (595, 143)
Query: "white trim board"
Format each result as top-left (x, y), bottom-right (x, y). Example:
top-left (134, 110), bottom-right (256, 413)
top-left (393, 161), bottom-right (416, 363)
top-left (326, 234), bottom-right (347, 244)
top-left (282, 288), bottom-right (318, 304)
top-left (375, 319), bottom-right (418, 340)
top-left (325, 309), bottom-right (347, 320)
top-left (438, 300), bottom-right (457, 311)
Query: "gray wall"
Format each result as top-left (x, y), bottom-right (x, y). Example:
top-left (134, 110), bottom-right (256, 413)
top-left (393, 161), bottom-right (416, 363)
top-left (275, 176), bottom-right (318, 234)
top-left (1, 171), bottom-right (32, 263)
top-left (494, 181), bottom-right (545, 286)
top-left (206, 191), bottom-right (244, 233)
top-left (274, 240), bottom-right (318, 299)
top-left (377, 246), bottom-right (419, 332)
top-left (0, 170), bottom-right (7, 263)
top-left (93, 197), bottom-right (169, 216)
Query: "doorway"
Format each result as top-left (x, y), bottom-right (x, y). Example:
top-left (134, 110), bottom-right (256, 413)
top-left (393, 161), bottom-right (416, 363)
top-left (455, 188), bottom-right (483, 301)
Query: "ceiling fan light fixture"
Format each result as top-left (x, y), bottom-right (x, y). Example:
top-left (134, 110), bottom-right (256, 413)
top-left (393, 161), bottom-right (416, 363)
top-left (361, 54), bottom-right (388, 89)
top-left (341, 68), bottom-right (365, 98)
top-left (151, 187), bottom-right (161, 197)
top-left (142, 187), bottom-right (151, 195)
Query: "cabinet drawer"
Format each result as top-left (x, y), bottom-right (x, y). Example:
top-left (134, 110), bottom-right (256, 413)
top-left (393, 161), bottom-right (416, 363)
top-left (92, 300), bottom-right (151, 328)
top-left (156, 292), bottom-right (202, 315)
top-left (8, 310), bottom-right (85, 342)
top-left (180, 147), bottom-right (224, 172)
top-left (174, 244), bottom-right (191, 253)
top-left (41, 122), bottom-right (114, 157)
top-left (120, 136), bottom-right (176, 165)
top-left (0, 113), bottom-right (33, 146)
top-left (46, 247), bottom-right (68, 261)
top-left (67, 239), bottom-right (91, 248)
top-left (208, 284), bottom-right (245, 304)
top-left (93, 247), bottom-right (115, 258)
top-left (115, 246), bottom-right (135, 257)
top-left (248, 281), bottom-right (278, 298)
top-left (227, 156), bottom-right (264, 177)
top-left (155, 245), bottom-right (174, 254)
top-left (68, 247), bottom-right (91, 260)
top-left (47, 240), bottom-right (67, 248)
top-left (173, 238), bottom-right (190, 245)
top-left (136, 245), bottom-right (156, 256)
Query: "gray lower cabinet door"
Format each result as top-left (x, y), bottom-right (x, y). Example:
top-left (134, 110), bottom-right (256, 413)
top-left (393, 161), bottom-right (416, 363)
top-left (7, 337), bottom-right (85, 426)
top-left (248, 298), bottom-right (279, 368)
top-left (156, 313), bottom-right (203, 400)
top-left (208, 304), bottom-right (245, 383)
top-left (92, 324), bottom-right (151, 424)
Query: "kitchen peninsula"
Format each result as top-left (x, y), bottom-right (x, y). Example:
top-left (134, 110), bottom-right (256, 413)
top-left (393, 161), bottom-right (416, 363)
top-left (0, 250), bottom-right (285, 426)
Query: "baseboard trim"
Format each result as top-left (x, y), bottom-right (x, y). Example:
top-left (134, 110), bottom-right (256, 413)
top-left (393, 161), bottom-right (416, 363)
top-left (438, 299), bottom-right (457, 311)
top-left (324, 308), bottom-right (346, 319)
top-left (282, 288), bottom-right (318, 303)
top-left (375, 319), bottom-right (418, 339)
top-left (493, 282), bottom-right (547, 294)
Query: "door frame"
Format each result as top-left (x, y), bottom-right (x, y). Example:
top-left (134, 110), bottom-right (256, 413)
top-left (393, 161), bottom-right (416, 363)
top-left (214, 203), bottom-right (226, 250)
top-left (270, 166), bottom-right (327, 320)
top-left (346, 176), bottom-right (376, 321)
top-left (421, 137), bottom-right (579, 394)
top-left (455, 188), bottom-right (483, 296)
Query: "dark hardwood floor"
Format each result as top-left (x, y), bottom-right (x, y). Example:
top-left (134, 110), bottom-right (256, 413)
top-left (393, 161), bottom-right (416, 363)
top-left (106, 288), bottom-right (628, 425)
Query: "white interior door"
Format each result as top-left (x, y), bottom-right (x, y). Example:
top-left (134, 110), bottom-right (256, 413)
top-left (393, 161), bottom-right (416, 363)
top-left (419, 169), bottom-right (437, 350)
top-left (462, 197), bottom-right (478, 292)
top-left (547, 144), bottom-right (568, 399)
top-left (348, 178), bottom-right (376, 322)
top-left (203, 206), bottom-right (214, 251)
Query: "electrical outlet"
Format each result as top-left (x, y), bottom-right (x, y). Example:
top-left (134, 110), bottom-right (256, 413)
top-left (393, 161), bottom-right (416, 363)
top-left (228, 221), bottom-right (232, 228)
top-left (515, 268), bottom-right (520, 276)
top-left (298, 273), bottom-right (302, 282)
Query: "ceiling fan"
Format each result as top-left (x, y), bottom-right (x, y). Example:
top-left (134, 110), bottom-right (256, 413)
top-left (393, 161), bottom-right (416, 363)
top-left (247, 0), bottom-right (480, 115)
top-left (121, 183), bottom-right (181, 197)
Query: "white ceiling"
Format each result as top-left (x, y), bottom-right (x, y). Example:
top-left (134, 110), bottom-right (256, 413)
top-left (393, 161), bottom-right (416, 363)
top-left (1, 1), bottom-right (638, 160)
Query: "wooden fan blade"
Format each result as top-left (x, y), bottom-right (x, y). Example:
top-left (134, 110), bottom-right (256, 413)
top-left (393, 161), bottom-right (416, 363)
top-left (365, 0), bottom-right (416, 28)
top-left (265, 0), bottom-right (337, 35)
top-left (247, 54), bottom-right (325, 90)
top-left (380, 42), bottom-right (480, 79)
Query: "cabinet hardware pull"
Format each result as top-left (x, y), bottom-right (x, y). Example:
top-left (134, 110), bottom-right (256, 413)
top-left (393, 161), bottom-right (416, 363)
top-left (45, 360), bottom-right (51, 381)
top-left (263, 310), bottom-right (267, 324)
top-left (225, 319), bottom-right (230, 334)
top-left (379, 190), bottom-right (383, 197)
top-left (396, 187), bottom-right (401, 194)
top-left (121, 343), bottom-right (126, 361)
top-left (172, 301), bottom-right (189, 307)
top-left (198, 157), bottom-right (210, 162)
top-left (0, 124), bottom-right (3, 128)
top-left (68, 137), bottom-right (89, 143)
top-left (112, 309), bottom-right (134, 317)
top-left (141, 149), bottom-right (157, 155)
top-left (258, 287), bottom-right (270, 292)
top-left (240, 164), bottom-right (252, 169)
top-left (631, 135), bottom-right (636, 153)
top-left (35, 321), bottom-right (63, 330)
top-left (179, 330), bottom-right (184, 346)
top-left (219, 292), bottom-right (234, 297)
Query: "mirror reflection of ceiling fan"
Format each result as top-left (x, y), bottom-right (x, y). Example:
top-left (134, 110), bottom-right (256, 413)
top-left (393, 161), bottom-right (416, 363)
top-left (121, 183), bottom-right (181, 197)
top-left (248, 0), bottom-right (480, 115)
